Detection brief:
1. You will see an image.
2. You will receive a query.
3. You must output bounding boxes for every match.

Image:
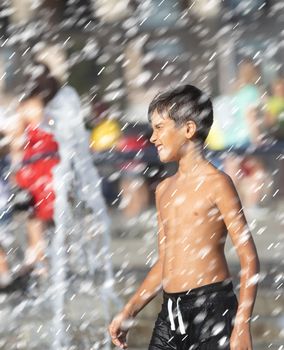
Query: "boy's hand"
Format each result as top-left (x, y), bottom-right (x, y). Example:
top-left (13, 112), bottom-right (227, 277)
top-left (230, 323), bottom-right (253, 350)
top-left (108, 311), bottom-right (135, 349)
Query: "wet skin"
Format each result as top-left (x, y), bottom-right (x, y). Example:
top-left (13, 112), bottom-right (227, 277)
top-left (150, 110), bottom-right (258, 292)
top-left (157, 172), bottom-right (231, 292)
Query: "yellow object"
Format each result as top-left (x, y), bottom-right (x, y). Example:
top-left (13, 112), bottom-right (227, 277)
top-left (205, 120), bottom-right (225, 150)
top-left (266, 97), bottom-right (284, 121)
top-left (90, 119), bottom-right (122, 151)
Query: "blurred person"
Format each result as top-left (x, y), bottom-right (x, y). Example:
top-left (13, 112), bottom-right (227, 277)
top-left (90, 101), bottom-right (151, 218)
top-left (10, 63), bottom-right (60, 275)
top-left (89, 102), bottom-right (122, 206)
top-left (0, 105), bottom-right (33, 291)
top-left (223, 58), bottom-right (268, 214)
top-left (0, 107), bottom-right (11, 223)
top-left (265, 77), bottom-right (284, 140)
top-left (90, 102), bottom-right (122, 152)
top-left (228, 57), bottom-right (264, 146)
top-left (108, 84), bottom-right (259, 350)
top-left (116, 130), bottom-right (151, 218)
top-left (0, 108), bottom-right (14, 289)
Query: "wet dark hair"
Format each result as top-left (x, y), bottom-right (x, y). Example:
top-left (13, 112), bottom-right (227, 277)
top-left (24, 61), bottom-right (60, 106)
top-left (148, 84), bottom-right (213, 143)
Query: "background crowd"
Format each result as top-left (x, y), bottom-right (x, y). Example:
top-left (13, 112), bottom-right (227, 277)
top-left (0, 55), bottom-right (283, 291)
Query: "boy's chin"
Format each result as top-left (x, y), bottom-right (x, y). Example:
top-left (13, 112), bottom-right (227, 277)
top-left (158, 154), bottom-right (174, 163)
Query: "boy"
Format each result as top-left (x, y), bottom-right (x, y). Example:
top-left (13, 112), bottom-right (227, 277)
top-left (108, 85), bottom-right (259, 349)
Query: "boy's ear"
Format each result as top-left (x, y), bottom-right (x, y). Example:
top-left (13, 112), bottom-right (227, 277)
top-left (185, 120), bottom-right (197, 139)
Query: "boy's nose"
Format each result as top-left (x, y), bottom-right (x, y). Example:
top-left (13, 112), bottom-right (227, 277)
top-left (150, 132), bottom-right (156, 144)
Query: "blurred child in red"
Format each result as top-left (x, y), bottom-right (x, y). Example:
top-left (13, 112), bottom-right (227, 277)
top-left (11, 63), bottom-right (60, 274)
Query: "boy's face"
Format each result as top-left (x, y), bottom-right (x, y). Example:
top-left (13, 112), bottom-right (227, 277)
top-left (150, 109), bottom-right (187, 163)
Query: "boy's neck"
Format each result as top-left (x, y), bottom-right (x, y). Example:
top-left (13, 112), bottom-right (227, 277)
top-left (176, 142), bottom-right (209, 178)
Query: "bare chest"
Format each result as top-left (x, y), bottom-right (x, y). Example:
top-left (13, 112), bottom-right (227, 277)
top-left (159, 179), bottom-right (219, 233)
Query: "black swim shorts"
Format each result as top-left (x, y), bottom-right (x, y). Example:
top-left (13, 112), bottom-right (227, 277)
top-left (148, 280), bottom-right (238, 350)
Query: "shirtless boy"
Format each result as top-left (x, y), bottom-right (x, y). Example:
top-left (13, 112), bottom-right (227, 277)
top-left (108, 85), bottom-right (259, 349)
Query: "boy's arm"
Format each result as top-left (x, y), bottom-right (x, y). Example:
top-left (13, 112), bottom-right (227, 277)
top-left (214, 174), bottom-right (260, 325)
top-left (121, 182), bottom-right (167, 318)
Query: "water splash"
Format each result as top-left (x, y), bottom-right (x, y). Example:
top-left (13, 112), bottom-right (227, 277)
top-left (46, 85), bottom-right (122, 349)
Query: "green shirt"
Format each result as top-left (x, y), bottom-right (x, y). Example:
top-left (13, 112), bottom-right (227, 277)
top-left (230, 84), bottom-right (261, 146)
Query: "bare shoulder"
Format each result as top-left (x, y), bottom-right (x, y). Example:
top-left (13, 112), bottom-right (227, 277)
top-left (155, 177), bottom-right (172, 198)
top-left (206, 168), bottom-right (237, 205)
top-left (208, 168), bottom-right (234, 188)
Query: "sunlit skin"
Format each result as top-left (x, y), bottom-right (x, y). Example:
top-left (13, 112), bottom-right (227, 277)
top-left (108, 109), bottom-right (259, 350)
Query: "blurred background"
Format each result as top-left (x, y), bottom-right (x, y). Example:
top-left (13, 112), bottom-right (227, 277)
top-left (0, 0), bottom-right (283, 349)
